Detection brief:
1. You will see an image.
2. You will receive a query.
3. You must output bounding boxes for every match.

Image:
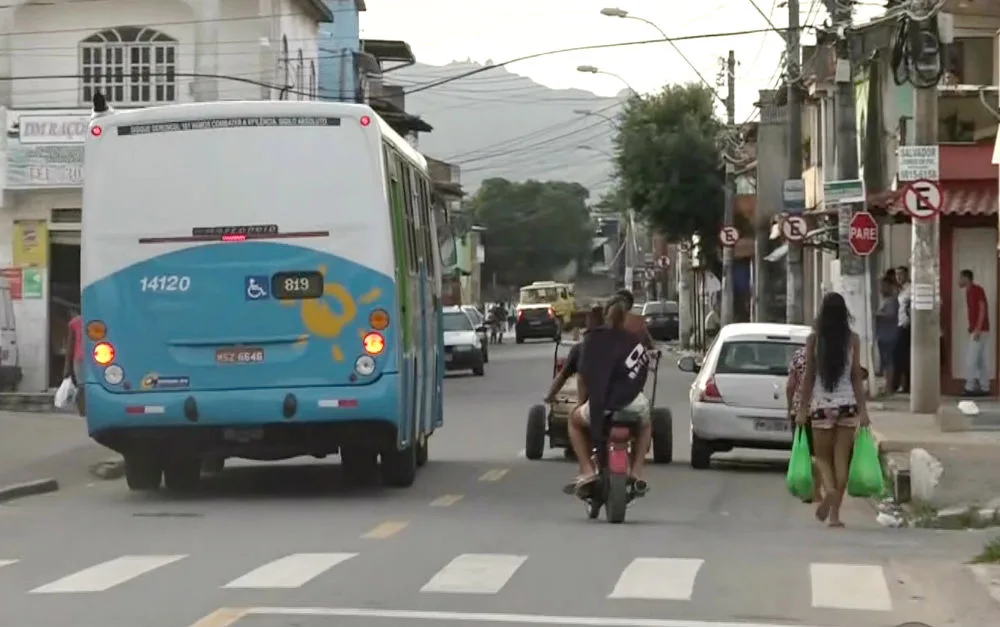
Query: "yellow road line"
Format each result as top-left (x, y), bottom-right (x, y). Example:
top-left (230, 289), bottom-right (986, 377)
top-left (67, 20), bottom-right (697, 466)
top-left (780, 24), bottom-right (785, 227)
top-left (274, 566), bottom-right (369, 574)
top-left (478, 468), bottom-right (509, 482)
top-left (186, 607), bottom-right (249, 627)
top-left (429, 494), bottom-right (464, 507)
top-left (361, 520), bottom-right (409, 539)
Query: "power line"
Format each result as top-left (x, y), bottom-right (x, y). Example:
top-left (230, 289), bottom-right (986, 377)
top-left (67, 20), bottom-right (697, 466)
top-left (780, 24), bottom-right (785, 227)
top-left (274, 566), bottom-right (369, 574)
top-left (401, 27), bottom-right (799, 96)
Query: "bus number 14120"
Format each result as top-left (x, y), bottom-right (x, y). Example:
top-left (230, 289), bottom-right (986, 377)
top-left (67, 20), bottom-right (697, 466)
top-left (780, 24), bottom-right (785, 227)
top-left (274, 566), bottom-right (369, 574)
top-left (140, 275), bottom-right (191, 292)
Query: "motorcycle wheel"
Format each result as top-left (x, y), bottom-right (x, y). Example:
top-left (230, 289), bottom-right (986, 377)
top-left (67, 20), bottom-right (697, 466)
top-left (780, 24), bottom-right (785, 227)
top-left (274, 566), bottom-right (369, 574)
top-left (604, 473), bottom-right (629, 524)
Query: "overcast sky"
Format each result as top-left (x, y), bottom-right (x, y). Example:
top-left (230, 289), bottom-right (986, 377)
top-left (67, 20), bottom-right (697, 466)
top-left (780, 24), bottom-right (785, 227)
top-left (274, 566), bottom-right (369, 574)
top-left (358, 0), bottom-right (885, 121)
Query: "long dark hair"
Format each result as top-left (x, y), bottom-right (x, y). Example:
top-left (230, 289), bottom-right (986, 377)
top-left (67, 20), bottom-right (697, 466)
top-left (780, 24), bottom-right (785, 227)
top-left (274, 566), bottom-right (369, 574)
top-left (813, 292), bottom-right (852, 393)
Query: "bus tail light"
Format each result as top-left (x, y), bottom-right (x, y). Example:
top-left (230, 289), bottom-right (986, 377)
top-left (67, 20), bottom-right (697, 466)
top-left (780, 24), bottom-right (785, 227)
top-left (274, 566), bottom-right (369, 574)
top-left (360, 115), bottom-right (371, 127)
top-left (86, 320), bottom-right (107, 341)
top-left (362, 332), bottom-right (385, 355)
top-left (369, 309), bottom-right (389, 330)
top-left (93, 341), bottom-right (116, 365)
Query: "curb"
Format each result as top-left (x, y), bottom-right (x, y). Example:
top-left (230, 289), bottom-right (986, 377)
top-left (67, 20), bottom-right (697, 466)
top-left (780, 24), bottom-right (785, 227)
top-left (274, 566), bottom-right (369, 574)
top-left (871, 428), bottom-right (911, 503)
top-left (0, 478), bottom-right (59, 503)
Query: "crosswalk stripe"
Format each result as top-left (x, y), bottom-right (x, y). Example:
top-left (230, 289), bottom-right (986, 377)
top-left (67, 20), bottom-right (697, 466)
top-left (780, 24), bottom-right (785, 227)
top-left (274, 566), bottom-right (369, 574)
top-left (420, 553), bottom-right (527, 594)
top-left (609, 558), bottom-right (704, 600)
top-left (222, 553), bottom-right (357, 589)
top-left (30, 554), bottom-right (186, 593)
top-left (809, 563), bottom-right (892, 611)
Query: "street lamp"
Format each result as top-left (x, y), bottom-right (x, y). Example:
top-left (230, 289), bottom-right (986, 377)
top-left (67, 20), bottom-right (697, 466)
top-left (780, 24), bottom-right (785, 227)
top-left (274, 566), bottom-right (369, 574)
top-left (599, 6), bottom-right (723, 104)
top-left (576, 65), bottom-right (636, 95)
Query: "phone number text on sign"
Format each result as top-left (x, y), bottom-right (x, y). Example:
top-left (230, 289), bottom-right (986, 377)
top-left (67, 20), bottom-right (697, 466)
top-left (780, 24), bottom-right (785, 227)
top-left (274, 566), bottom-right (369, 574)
top-left (27, 165), bottom-right (83, 185)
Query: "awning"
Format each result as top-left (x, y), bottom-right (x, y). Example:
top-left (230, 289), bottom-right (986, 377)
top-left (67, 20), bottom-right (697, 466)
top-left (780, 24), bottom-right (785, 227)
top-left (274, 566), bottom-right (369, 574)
top-left (881, 180), bottom-right (997, 216)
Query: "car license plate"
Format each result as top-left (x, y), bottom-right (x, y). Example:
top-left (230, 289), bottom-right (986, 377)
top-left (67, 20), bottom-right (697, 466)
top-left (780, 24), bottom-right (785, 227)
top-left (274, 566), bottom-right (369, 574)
top-left (753, 418), bottom-right (790, 432)
top-left (530, 320), bottom-right (542, 326)
top-left (223, 428), bottom-right (264, 442)
top-left (216, 347), bottom-right (265, 364)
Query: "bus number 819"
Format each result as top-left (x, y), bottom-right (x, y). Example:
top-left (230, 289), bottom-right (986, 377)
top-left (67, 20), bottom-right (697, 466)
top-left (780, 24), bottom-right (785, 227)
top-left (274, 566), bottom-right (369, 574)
top-left (271, 271), bottom-right (324, 300)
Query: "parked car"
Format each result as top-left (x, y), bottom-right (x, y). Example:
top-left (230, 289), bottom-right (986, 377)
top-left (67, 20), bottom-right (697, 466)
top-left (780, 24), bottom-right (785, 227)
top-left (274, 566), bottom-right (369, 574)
top-left (443, 306), bottom-right (485, 376)
top-left (461, 305), bottom-right (489, 362)
top-left (642, 300), bottom-right (679, 341)
top-left (677, 322), bottom-right (811, 469)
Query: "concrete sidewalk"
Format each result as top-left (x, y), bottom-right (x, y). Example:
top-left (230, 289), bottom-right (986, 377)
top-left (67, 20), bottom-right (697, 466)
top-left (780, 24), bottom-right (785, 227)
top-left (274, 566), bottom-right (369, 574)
top-left (871, 395), bottom-right (1000, 527)
top-left (0, 410), bottom-right (118, 502)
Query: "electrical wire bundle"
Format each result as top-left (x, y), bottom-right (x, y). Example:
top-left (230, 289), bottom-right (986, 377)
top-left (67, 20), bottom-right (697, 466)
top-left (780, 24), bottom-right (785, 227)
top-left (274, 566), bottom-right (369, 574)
top-left (889, 2), bottom-right (945, 89)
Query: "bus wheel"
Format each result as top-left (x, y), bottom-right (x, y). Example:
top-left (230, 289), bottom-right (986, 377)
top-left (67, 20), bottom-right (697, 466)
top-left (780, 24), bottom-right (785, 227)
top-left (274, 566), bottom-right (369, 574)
top-left (381, 434), bottom-right (417, 488)
top-left (163, 455), bottom-right (202, 493)
top-left (341, 448), bottom-right (378, 485)
top-left (124, 452), bottom-right (162, 491)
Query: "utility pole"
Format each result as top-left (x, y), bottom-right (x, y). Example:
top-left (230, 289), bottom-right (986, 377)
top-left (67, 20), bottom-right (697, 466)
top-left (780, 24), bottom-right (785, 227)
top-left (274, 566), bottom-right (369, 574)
top-left (826, 0), bottom-right (868, 361)
top-left (909, 3), bottom-right (942, 413)
top-left (623, 210), bottom-right (635, 291)
top-left (721, 50), bottom-right (736, 325)
top-left (785, 0), bottom-right (805, 324)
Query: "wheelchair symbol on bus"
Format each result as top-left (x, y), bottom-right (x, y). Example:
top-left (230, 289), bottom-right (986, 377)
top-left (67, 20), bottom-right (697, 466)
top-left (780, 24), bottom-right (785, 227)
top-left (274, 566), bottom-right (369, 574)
top-left (245, 276), bottom-right (269, 300)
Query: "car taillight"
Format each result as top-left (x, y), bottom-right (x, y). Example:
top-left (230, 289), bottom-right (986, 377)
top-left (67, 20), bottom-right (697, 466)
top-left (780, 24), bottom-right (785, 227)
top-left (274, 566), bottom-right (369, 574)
top-left (517, 310), bottom-right (525, 321)
top-left (547, 307), bottom-right (555, 318)
top-left (699, 377), bottom-right (723, 403)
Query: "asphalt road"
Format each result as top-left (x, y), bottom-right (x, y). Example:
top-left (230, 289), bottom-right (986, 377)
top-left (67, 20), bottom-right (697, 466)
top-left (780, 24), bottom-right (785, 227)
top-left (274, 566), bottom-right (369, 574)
top-left (0, 339), bottom-right (997, 627)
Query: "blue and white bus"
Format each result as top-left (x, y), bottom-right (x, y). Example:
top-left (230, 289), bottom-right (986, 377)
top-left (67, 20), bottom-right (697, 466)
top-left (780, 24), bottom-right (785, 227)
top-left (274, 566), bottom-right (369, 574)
top-left (81, 99), bottom-right (444, 491)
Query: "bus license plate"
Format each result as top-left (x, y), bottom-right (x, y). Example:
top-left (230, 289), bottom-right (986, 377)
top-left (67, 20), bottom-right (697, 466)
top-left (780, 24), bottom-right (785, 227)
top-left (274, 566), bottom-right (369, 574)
top-left (216, 347), bottom-right (265, 364)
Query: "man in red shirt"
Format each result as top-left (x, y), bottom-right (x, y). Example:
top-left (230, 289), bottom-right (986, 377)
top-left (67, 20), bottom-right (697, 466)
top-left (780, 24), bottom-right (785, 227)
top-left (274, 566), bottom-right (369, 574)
top-left (959, 269), bottom-right (991, 397)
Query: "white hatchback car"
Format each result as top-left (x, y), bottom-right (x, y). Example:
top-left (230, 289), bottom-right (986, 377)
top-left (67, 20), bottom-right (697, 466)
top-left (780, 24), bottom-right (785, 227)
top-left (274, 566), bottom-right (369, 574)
top-left (677, 322), bottom-right (812, 469)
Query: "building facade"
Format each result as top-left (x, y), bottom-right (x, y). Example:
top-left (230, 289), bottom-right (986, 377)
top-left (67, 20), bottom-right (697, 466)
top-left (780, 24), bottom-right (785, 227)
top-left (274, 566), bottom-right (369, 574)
top-left (0, 0), bottom-right (332, 391)
top-left (317, 0), bottom-right (363, 101)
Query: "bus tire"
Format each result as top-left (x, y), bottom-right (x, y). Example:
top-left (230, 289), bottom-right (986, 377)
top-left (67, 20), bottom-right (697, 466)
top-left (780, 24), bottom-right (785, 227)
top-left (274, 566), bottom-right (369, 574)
top-left (124, 452), bottom-right (162, 491)
top-left (163, 455), bottom-right (202, 493)
top-left (381, 430), bottom-right (417, 488)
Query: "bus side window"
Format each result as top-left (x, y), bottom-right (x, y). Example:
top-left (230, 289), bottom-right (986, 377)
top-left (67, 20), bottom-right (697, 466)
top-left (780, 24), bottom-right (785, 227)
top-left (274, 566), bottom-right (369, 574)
top-left (400, 163), bottom-right (418, 273)
top-left (409, 168), bottom-right (426, 265)
top-left (417, 176), bottom-right (433, 270)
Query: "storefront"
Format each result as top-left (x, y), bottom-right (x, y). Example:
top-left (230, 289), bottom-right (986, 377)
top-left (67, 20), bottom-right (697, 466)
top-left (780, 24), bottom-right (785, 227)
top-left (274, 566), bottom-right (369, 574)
top-left (1, 110), bottom-right (87, 391)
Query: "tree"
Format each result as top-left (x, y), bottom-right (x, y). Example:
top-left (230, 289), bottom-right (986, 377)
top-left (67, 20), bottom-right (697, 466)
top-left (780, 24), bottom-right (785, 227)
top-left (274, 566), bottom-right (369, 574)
top-left (469, 178), bottom-right (593, 288)
top-left (613, 84), bottom-right (725, 270)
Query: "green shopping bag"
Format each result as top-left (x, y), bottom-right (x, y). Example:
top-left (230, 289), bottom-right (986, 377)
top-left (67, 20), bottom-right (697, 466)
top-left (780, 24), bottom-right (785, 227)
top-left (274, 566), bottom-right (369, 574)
top-left (847, 427), bottom-right (885, 497)
top-left (786, 426), bottom-right (814, 499)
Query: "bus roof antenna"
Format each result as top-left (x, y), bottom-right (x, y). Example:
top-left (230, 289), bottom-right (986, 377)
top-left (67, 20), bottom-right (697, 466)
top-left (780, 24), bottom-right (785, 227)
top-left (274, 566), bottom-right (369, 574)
top-left (91, 91), bottom-right (114, 120)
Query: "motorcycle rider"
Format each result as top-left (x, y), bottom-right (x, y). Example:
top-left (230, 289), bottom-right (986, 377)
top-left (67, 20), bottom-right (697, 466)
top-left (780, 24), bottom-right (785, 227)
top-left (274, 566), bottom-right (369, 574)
top-left (563, 294), bottom-right (652, 497)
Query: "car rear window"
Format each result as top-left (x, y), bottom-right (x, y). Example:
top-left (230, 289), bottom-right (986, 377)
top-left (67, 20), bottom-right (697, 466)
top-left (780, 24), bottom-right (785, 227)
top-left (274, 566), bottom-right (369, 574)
top-left (715, 341), bottom-right (802, 376)
top-left (643, 301), bottom-right (679, 315)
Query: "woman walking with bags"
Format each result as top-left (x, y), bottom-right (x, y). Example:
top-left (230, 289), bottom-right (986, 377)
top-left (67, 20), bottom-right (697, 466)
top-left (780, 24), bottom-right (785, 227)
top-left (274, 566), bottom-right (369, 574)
top-left (796, 292), bottom-right (870, 528)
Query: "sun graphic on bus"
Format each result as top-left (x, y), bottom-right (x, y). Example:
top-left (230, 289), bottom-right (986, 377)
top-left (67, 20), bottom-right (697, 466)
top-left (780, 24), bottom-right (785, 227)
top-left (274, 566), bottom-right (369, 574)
top-left (283, 265), bottom-right (382, 362)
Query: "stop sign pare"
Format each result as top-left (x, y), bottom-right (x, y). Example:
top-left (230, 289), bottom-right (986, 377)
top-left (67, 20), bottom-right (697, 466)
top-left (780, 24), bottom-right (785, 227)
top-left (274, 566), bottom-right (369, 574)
top-left (848, 212), bottom-right (878, 257)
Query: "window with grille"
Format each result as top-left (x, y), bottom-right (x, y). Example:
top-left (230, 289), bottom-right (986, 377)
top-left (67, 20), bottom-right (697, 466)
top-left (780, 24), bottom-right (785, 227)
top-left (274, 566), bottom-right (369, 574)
top-left (80, 26), bottom-right (177, 106)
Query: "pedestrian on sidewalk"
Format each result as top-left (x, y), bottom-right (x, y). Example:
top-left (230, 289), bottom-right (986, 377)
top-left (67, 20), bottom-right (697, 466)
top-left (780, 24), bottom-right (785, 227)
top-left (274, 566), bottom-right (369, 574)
top-left (875, 276), bottom-right (899, 395)
top-left (62, 308), bottom-right (84, 416)
top-left (796, 291), bottom-right (871, 528)
top-left (959, 269), bottom-right (991, 397)
top-left (893, 266), bottom-right (911, 393)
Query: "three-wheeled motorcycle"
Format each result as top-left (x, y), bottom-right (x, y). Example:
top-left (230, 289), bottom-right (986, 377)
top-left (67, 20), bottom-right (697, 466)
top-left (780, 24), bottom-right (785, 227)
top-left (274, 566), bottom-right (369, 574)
top-left (524, 338), bottom-right (673, 464)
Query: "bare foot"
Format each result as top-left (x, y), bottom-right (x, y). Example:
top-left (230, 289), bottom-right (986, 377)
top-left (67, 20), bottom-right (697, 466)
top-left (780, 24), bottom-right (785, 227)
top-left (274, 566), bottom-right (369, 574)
top-left (815, 495), bottom-right (833, 522)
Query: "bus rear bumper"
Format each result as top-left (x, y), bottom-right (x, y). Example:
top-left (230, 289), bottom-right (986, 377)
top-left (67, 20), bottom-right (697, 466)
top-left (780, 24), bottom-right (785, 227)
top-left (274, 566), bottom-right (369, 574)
top-left (84, 374), bottom-right (404, 458)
